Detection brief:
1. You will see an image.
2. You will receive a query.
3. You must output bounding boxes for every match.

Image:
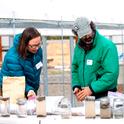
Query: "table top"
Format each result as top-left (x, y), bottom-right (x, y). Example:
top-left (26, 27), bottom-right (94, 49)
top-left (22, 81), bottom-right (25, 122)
top-left (0, 115), bottom-right (124, 124)
top-left (1, 94), bottom-right (124, 124)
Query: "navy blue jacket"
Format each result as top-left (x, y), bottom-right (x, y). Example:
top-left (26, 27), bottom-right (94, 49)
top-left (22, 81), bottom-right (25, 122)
top-left (0, 34), bottom-right (43, 96)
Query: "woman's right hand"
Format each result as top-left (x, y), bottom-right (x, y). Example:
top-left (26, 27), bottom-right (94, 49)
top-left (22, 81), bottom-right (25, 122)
top-left (27, 90), bottom-right (36, 98)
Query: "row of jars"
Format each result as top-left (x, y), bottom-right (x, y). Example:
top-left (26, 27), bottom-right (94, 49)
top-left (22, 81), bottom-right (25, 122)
top-left (1, 95), bottom-right (124, 119)
top-left (0, 96), bottom-right (72, 119)
top-left (85, 96), bottom-right (124, 119)
top-left (0, 96), bottom-right (46, 118)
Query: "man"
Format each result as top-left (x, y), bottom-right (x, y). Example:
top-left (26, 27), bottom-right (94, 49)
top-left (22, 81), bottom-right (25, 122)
top-left (71, 17), bottom-right (119, 101)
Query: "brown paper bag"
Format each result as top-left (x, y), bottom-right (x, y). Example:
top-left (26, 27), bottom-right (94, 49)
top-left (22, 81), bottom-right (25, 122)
top-left (2, 76), bottom-right (25, 104)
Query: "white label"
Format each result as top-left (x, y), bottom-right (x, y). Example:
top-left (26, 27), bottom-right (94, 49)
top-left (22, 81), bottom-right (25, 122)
top-left (86, 60), bottom-right (93, 65)
top-left (35, 61), bottom-right (43, 70)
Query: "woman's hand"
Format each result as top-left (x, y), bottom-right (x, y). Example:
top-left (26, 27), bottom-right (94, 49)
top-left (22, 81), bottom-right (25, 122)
top-left (27, 90), bottom-right (36, 98)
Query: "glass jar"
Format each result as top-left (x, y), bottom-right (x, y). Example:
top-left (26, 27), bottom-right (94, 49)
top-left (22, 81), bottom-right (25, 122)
top-left (36, 96), bottom-right (46, 117)
top-left (85, 96), bottom-right (95, 118)
top-left (113, 98), bottom-right (124, 119)
top-left (16, 98), bottom-right (27, 118)
top-left (27, 96), bottom-right (36, 115)
top-left (100, 97), bottom-right (112, 119)
top-left (59, 97), bottom-right (71, 119)
top-left (0, 96), bottom-right (10, 117)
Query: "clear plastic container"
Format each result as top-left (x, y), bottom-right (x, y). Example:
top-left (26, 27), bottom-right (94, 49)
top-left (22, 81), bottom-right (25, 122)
top-left (59, 97), bottom-right (71, 119)
top-left (27, 96), bottom-right (36, 115)
top-left (16, 98), bottom-right (27, 118)
top-left (0, 96), bottom-right (10, 117)
top-left (113, 98), bottom-right (124, 119)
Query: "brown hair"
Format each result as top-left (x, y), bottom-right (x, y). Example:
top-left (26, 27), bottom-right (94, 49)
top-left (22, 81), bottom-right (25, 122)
top-left (18, 27), bottom-right (41, 59)
top-left (90, 21), bottom-right (96, 32)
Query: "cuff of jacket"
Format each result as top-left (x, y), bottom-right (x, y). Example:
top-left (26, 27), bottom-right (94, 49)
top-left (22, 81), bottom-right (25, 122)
top-left (25, 88), bottom-right (34, 99)
top-left (0, 86), bottom-right (2, 96)
top-left (72, 85), bottom-right (81, 91)
top-left (89, 84), bottom-right (95, 95)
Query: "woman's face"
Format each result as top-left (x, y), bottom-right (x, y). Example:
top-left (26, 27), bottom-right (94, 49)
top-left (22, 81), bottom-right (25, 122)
top-left (27, 36), bottom-right (41, 54)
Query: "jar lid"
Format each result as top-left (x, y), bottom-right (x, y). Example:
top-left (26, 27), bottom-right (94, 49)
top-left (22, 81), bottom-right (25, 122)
top-left (100, 97), bottom-right (110, 105)
top-left (0, 96), bottom-right (10, 101)
top-left (17, 98), bottom-right (26, 105)
top-left (85, 96), bottom-right (95, 101)
top-left (36, 96), bottom-right (45, 101)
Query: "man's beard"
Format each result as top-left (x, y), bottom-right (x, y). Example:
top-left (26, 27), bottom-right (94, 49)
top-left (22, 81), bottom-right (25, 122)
top-left (78, 31), bottom-right (95, 51)
top-left (78, 39), bottom-right (94, 51)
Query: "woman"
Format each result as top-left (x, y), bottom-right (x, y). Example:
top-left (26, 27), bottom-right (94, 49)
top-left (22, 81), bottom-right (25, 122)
top-left (0, 27), bottom-right (43, 98)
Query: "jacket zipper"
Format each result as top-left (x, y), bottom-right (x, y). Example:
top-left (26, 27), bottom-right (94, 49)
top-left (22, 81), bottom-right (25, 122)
top-left (83, 51), bottom-right (87, 87)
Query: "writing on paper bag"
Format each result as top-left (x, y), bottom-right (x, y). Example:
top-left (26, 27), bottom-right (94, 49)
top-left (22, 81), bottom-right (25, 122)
top-left (3, 76), bottom-right (25, 104)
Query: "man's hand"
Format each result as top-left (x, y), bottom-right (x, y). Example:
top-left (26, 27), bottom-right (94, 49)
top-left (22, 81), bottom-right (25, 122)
top-left (27, 90), bottom-right (36, 98)
top-left (73, 87), bottom-right (81, 94)
top-left (74, 87), bottom-right (92, 102)
top-left (73, 87), bottom-right (82, 101)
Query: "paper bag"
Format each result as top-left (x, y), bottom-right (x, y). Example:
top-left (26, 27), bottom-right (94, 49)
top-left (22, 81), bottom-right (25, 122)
top-left (2, 76), bottom-right (25, 104)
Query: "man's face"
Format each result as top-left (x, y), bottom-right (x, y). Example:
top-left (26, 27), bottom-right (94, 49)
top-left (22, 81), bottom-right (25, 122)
top-left (80, 32), bottom-right (94, 44)
top-left (78, 31), bottom-right (95, 51)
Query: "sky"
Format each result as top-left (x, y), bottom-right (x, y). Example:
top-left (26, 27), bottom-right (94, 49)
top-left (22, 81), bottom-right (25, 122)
top-left (0, 0), bottom-right (124, 23)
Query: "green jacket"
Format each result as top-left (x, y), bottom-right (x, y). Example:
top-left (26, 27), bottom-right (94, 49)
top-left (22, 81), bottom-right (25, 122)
top-left (71, 31), bottom-right (119, 97)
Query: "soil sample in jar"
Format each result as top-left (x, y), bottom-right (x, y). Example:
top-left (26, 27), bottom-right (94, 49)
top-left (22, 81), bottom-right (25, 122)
top-left (85, 96), bottom-right (96, 118)
top-left (100, 97), bottom-right (112, 119)
top-left (36, 96), bottom-right (46, 117)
